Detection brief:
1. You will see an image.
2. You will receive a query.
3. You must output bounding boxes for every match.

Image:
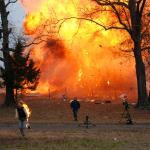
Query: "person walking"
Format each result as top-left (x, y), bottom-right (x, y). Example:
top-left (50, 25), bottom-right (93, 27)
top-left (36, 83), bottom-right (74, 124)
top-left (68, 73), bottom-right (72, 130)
top-left (15, 101), bottom-right (31, 137)
top-left (70, 97), bottom-right (80, 121)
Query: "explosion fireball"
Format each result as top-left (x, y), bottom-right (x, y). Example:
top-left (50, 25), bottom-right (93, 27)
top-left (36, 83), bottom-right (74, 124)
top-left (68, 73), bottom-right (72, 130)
top-left (20, 0), bottom-right (137, 100)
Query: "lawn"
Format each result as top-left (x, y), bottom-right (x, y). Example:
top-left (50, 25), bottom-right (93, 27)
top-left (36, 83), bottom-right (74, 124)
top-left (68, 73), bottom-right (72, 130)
top-left (0, 130), bottom-right (150, 150)
top-left (1, 95), bottom-right (150, 124)
top-left (0, 95), bottom-right (150, 150)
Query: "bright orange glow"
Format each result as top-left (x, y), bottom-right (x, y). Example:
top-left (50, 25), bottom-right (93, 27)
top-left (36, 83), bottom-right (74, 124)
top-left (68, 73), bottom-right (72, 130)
top-left (21, 0), bottom-right (137, 100)
top-left (24, 13), bottom-right (42, 35)
top-left (23, 103), bottom-right (31, 117)
top-left (107, 80), bottom-right (110, 86)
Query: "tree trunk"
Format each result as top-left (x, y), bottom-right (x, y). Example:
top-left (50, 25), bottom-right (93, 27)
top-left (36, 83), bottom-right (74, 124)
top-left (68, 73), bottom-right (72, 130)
top-left (0, 0), bottom-right (15, 106)
top-left (133, 42), bottom-right (148, 107)
top-left (15, 88), bottom-right (18, 102)
top-left (4, 81), bottom-right (15, 106)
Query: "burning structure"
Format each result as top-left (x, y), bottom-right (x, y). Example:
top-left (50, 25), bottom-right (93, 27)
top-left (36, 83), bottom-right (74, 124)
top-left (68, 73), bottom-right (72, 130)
top-left (20, 0), bottom-right (138, 101)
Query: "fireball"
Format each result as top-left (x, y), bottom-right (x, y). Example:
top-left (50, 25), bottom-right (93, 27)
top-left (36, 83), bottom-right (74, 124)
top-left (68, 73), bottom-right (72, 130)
top-left (20, 0), bottom-right (137, 99)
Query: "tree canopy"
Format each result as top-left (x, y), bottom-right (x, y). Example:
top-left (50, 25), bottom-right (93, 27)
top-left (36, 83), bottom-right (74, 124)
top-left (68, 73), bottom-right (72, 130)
top-left (0, 40), bottom-right (40, 101)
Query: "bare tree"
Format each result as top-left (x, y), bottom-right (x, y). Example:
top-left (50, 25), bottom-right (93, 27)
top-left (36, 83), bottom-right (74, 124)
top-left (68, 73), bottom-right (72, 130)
top-left (85, 0), bottom-right (150, 107)
top-left (54, 0), bottom-right (149, 106)
top-left (0, 0), bottom-right (17, 106)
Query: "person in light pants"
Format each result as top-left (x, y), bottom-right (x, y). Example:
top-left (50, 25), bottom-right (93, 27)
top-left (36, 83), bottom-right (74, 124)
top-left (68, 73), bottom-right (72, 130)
top-left (15, 101), bottom-right (31, 137)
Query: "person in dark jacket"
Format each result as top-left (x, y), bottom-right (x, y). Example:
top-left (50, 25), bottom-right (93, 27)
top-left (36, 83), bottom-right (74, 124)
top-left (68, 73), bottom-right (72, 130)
top-left (16, 101), bottom-right (31, 137)
top-left (70, 97), bottom-right (80, 121)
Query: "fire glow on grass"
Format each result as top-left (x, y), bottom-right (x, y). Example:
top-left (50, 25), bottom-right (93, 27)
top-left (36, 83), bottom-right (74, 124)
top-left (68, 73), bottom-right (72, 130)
top-left (21, 0), bottom-right (137, 99)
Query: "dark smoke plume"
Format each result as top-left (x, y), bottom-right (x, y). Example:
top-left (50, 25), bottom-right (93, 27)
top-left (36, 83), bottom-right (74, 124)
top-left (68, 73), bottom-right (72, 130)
top-left (45, 39), bottom-right (66, 59)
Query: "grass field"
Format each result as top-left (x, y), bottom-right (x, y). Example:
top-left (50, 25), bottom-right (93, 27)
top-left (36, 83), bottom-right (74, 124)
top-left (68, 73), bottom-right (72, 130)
top-left (0, 130), bottom-right (150, 150)
top-left (1, 96), bottom-right (150, 124)
top-left (0, 95), bottom-right (150, 150)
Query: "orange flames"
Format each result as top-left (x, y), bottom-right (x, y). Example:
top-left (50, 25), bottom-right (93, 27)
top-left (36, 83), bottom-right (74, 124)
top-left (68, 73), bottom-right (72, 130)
top-left (23, 103), bottom-right (31, 118)
top-left (107, 80), bottom-right (110, 86)
top-left (20, 0), bottom-right (137, 100)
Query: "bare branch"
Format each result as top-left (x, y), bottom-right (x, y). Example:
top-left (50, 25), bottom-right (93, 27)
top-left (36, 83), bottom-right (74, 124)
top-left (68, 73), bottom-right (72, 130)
top-left (24, 39), bottom-right (47, 48)
top-left (139, 0), bottom-right (146, 17)
top-left (94, 0), bottom-right (129, 9)
top-left (141, 46), bottom-right (150, 51)
top-left (57, 16), bottom-right (126, 33)
top-left (122, 6), bottom-right (131, 29)
top-left (6, 0), bottom-right (17, 7)
top-left (120, 49), bottom-right (133, 53)
top-left (92, 1), bottom-right (132, 35)
top-left (109, 4), bottom-right (131, 33)
top-left (23, 34), bottom-right (50, 48)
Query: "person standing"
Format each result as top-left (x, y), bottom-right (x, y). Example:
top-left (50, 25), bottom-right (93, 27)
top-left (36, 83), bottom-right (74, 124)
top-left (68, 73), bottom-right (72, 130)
top-left (70, 97), bottom-right (80, 121)
top-left (120, 94), bottom-right (133, 124)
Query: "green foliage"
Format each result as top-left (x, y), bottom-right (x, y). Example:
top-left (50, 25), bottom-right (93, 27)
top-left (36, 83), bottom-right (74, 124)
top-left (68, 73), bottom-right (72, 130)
top-left (0, 40), bottom-right (40, 94)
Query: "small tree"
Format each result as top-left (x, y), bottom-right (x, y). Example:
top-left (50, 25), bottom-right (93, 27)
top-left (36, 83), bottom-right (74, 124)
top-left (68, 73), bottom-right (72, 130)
top-left (1, 41), bottom-right (40, 102)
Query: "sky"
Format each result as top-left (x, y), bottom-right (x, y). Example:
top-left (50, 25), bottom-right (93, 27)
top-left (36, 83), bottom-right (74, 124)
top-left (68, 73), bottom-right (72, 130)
top-left (8, 1), bottom-right (25, 30)
top-left (0, 1), bottom-right (25, 67)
